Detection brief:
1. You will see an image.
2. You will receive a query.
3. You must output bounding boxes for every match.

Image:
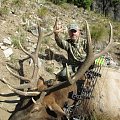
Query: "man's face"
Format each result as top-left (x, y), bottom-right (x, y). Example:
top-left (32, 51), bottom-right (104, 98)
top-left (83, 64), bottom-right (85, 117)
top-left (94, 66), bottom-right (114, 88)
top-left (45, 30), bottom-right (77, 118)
top-left (68, 29), bottom-right (80, 42)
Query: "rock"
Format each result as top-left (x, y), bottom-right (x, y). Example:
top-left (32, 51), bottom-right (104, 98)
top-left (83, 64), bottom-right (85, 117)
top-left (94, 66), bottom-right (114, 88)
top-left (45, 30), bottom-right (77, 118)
top-left (3, 37), bottom-right (12, 45)
top-left (3, 48), bottom-right (13, 58)
top-left (26, 46), bottom-right (35, 52)
top-left (0, 43), bottom-right (3, 47)
top-left (27, 23), bottom-right (46, 36)
top-left (110, 60), bottom-right (118, 67)
top-left (36, 0), bottom-right (46, 4)
top-left (29, 58), bottom-right (42, 68)
top-left (30, 26), bottom-right (38, 36)
top-left (32, 43), bottom-right (37, 49)
top-left (38, 58), bottom-right (42, 68)
top-left (1, 45), bottom-right (8, 50)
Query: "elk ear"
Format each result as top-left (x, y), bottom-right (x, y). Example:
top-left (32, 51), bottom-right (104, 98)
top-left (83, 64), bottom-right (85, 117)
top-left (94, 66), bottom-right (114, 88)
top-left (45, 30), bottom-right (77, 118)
top-left (39, 76), bottom-right (44, 82)
top-left (37, 77), bottom-right (46, 91)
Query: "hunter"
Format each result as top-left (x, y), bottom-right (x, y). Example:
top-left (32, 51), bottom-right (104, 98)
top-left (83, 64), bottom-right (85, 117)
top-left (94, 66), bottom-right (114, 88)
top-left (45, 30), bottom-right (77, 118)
top-left (53, 20), bottom-right (87, 81)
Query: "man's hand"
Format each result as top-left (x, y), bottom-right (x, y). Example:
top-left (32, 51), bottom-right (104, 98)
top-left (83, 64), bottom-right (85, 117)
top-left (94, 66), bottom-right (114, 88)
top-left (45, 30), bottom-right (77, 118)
top-left (53, 17), bottom-right (63, 34)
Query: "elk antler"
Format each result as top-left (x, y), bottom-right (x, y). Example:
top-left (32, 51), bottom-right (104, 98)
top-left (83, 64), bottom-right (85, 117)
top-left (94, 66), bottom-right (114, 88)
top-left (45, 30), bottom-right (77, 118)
top-left (0, 24), bottom-right (44, 96)
top-left (6, 65), bottom-right (31, 82)
top-left (0, 20), bottom-right (114, 97)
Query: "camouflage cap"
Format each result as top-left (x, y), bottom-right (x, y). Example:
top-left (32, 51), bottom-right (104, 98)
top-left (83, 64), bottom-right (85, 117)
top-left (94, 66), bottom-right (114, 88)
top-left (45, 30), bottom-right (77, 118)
top-left (68, 23), bottom-right (79, 31)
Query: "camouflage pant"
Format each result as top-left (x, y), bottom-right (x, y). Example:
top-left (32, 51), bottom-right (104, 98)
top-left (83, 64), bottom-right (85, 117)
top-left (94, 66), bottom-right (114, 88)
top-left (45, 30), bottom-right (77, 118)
top-left (57, 65), bottom-right (78, 81)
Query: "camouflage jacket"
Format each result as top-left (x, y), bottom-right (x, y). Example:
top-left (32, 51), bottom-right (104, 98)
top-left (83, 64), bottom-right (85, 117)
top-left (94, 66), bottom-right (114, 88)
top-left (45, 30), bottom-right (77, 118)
top-left (55, 36), bottom-right (87, 67)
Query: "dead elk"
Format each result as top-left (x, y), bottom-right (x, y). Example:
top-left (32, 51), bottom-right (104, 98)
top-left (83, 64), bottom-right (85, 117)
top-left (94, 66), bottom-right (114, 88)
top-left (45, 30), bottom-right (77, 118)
top-left (0, 19), bottom-right (115, 120)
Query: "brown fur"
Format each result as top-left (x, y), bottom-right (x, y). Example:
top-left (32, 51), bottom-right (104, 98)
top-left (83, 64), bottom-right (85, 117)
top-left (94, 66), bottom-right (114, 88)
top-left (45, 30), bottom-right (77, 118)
top-left (31, 78), bottom-right (77, 119)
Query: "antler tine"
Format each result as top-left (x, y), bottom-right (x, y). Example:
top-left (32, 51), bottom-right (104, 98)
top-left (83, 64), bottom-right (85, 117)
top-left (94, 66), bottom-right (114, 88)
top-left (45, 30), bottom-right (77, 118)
top-left (19, 40), bottom-right (34, 61)
top-left (0, 105), bottom-right (13, 113)
top-left (0, 78), bottom-right (32, 90)
top-left (95, 22), bottom-right (113, 59)
top-left (66, 63), bottom-right (71, 81)
top-left (7, 84), bottom-right (40, 96)
top-left (54, 17), bottom-right (58, 29)
top-left (6, 65), bottom-right (31, 82)
top-left (32, 97), bottom-right (37, 104)
top-left (2, 25), bottom-right (43, 96)
top-left (30, 24), bottom-right (43, 80)
top-left (43, 31), bottom-right (53, 37)
top-left (19, 24), bottom-right (43, 81)
top-left (34, 24), bottom-right (42, 56)
top-left (85, 20), bottom-right (93, 54)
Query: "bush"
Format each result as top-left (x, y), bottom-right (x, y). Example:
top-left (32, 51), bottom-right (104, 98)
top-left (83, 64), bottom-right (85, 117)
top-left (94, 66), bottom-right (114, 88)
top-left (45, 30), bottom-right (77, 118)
top-left (114, 22), bottom-right (120, 39)
top-left (91, 24), bottom-right (107, 42)
top-left (47, 0), bottom-right (67, 5)
top-left (11, 31), bottom-right (25, 49)
top-left (77, 0), bottom-right (93, 10)
top-left (112, 0), bottom-right (120, 5)
top-left (48, 0), bottom-right (93, 10)
top-left (37, 7), bottom-right (48, 18)
top-left (0, 6), bottom-right (9, 17)
top-left (45, 66), bottom-right (54, 74)
top-left (11, 0), bottom-right (24, 7)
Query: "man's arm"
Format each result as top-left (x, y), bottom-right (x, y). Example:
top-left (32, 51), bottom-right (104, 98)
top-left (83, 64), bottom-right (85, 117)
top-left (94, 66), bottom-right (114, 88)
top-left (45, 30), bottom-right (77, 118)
top-left (54, 32), bottom-right (69, 51)
top-left (53, 18), bottom-right (69, 51)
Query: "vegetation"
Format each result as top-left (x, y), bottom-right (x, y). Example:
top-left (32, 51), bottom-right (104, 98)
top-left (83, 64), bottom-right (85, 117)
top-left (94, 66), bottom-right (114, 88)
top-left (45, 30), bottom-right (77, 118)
top-left (114, 22), bottom-right (120, 39)
top-left (91, 23), bottom-right (107, 42)
top-left (11, 31), bottom-right (25, 49)
top-left (9, 55), bottom-right (18, 64)
top-left (112, 0), bottom-right (120, 5)
top-left (11, 0), bottom-right (25, 7)
top-left (45, 65), bottom-right (54, 74)
top-left (37, 6), bottom-right (48, 18)
top-left (48, 0), bottom-right (67, 5)
top-left (0, 6), bottom-right (9, 17)
top-left (72, 0), bottom-right (93, 10)
top-left (48, 0), bottom-right (93, 10)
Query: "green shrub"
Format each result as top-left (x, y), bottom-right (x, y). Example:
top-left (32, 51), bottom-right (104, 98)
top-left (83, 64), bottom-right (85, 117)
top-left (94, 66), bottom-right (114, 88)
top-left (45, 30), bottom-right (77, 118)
top-left (11, 36), bottom-right (20, 49)
top-left (0, 6), bottom-right (9, 17)
top-left (112, 0), bottom-right (120, 5)
top-left (9, 55), bottom-right (18, 64)
top-left (60, 3), bottom-right (70, 10)
top-left (91, 24), bottom-right (107, 42)
top-left (1, 0), bottom-right (10, 5)
top-left (11, 0), bottom-right (24, 8)
top-left (11, 32), bottom-right (25, 49)
top-left (47, 0), bottom-right (67, 5)
top-left (37, 7), bottom-right (48, 18)
top-left (45, 66), bottom-right (54, 74)
top-left (114, 22), bottom-right (120, 39)
top-left (48, 0), bottom-right (93, 9)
